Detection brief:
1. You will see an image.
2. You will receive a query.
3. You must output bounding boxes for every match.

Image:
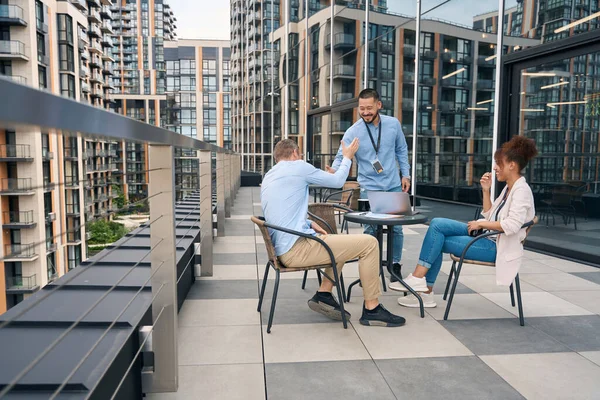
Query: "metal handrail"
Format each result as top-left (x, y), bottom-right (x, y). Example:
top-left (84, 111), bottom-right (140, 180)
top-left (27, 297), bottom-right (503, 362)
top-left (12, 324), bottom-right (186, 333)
top-left (0, 79), bottom-right (235, 155)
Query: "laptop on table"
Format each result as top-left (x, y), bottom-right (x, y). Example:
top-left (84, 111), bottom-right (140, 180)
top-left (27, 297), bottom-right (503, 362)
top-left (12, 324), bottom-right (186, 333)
top-left (366, 191), bottom-right (416, 216)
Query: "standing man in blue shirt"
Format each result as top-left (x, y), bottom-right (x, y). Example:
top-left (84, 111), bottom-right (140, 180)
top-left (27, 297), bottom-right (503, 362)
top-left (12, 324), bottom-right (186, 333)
top-left (261, 139), bottom-right (406, 327)
top-left (328, 88), bottom-right (411, 283)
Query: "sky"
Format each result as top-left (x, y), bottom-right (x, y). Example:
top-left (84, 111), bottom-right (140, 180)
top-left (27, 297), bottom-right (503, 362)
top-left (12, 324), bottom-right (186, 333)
top-left (167, 0), bottom-right (519, 40)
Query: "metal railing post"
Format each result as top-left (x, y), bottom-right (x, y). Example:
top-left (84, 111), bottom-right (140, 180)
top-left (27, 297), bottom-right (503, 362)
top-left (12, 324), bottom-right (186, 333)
top-left (199, 150), bottom-right (213, 276)
top-left (144, 144), bottom-right (178, 393)
top-left (224, 154), bottom-right (232, 217)
top-left (216, 153), bottom-right (226, 237)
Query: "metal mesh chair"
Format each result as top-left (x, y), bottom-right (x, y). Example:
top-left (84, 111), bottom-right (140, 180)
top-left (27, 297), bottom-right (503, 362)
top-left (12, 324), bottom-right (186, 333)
top-left (251, 216), bottom-right (348, 333)
top-left (443, 217), bottom-right (539, 326)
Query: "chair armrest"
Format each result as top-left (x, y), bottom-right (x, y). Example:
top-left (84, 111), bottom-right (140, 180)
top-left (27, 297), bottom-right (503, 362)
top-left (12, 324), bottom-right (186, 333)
top-left (307, 211), bottom-right (335, 234)
top-left (333, 204), bottom-right (353, 213)
top-left (323, 189), bottom-right (355, 203)
top-left (457, 218), bottom-right (537, 261)
top-left (263, 220), bottom-right (337, 269)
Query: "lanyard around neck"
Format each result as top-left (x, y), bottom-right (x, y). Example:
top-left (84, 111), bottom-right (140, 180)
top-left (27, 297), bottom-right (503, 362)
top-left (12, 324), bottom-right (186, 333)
top-left (363, 118), bottom-right (381, 155)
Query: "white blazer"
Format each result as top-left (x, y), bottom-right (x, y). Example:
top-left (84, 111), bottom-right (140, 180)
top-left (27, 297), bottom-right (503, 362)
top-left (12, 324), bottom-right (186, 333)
top-left (480, 176), bottom-right (535, 286)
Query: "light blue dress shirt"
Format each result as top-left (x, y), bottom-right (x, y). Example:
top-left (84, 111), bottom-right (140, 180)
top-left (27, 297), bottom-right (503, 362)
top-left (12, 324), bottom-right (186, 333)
top-left (261, 157), bottom-right (352, 256)
top-left (331, 114), bottom-right (410, 191)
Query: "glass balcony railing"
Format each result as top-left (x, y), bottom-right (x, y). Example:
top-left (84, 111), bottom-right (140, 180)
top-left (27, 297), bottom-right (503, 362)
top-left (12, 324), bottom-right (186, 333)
top-left (0, 144), bottom-right (32, 159)
top-left (5, 274), bottom-right (38, 291)
top-left (4, 243), bottom-right (37, 259)
top-left (0, 40), bottom-right (26, 58)
top-left (0, 4), bottom-right (25, 23)
top-left (0, 178), bottom-right (33, 193)
top-left (2, 210), bottom-right (35, 226)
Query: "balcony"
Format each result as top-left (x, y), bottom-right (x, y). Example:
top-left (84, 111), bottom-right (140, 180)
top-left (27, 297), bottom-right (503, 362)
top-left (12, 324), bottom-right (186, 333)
top-left (100, 5), bottom-right (112, 18)
top-left (2, 211), bottom-right (36, 229)
top-left (331, 120), bottom-right (352, 133)
top-left (420, 76), bottom-right (437, 86)
top-left (5, 274), bottom-right (39, 294)
top-left (421, 49), bottom-right (438, 59)
top-left (403, 44), bottom-right (416, 57)
top-left (90, 54), bottom-right (102, 67)
top-left (401, 98), bottom-right (415, 110)
top-left (88, 24), bottom-right (101, 38)
top-left (476, 79), bottom-right (495, 90)
top-left (333, 92), bottom-right (353, 103)
top-left (0, 144), bottom-right (33, 161)
top-left (477, 55), bottom-right (496, 67)
top-left (70, 0), bottom-right (88, 11)
top-left (42, 148), bottom-right (54, 160)
top-left (326, 33), bottom-right (355, 50)
top-left (0, 4), bottom-right (27, 26)
top-left (4, 243), bottom-right (38, 262)
top-left (101, 21), bottom-right (113, 33)
top-left (330, 64), bottom-right (356, 79)
top-left (0, 178), bottom-right (33, 195)
top-left (402, 71), bottom-right (415, 83)
top-left (439, 101), bottom-right (467, 114)
top-left (439, 126), bottom-right (469, 137)
top-left (0, 40), bottom-right (28, 60)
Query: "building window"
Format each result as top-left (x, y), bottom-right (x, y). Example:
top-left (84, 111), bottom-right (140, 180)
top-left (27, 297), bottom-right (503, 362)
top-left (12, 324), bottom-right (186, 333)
top-left (57, 14), bottom-right (73, 44)
top-left (180, 59), bottom-right (195, 75)
top-left (38, 66), bottom-right (47, 89)
top-left (60, 74), bottom-right (75, 98)
top-left (59, 44), bottom-right (74, 72)
top-left (202, 59), bottom-right (217, 75)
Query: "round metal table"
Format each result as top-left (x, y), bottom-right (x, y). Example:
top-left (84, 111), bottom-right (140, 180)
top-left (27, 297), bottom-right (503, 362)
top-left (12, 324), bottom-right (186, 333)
top-left (344, 212), bottom-right (429, 317)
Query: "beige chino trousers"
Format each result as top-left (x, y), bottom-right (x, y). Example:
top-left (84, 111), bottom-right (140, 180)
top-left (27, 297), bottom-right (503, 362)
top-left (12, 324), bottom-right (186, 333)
top-left (279, 234), bottom-right (382, 301)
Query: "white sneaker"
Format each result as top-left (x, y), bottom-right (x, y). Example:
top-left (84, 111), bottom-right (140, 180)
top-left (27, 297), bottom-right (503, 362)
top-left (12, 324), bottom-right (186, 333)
top-left (398, 292), bottom-right (437, 308)
top-left (388, 273), bottom-right (429, 292)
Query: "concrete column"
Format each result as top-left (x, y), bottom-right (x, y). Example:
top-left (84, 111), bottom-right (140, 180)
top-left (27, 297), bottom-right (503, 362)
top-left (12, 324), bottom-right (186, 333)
top-left (199, 150), bottom-right (213, 276)
top-left (216, 153), bottom-right (226, 237)
top-left (144, 144), bottom-right (178, 393)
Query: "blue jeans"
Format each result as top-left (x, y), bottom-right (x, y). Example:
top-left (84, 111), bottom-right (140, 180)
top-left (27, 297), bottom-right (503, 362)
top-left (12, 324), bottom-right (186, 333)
top-left (419, 218), bottom-right (497, 286)
top-left (360, 186), bottom-right (404, 263)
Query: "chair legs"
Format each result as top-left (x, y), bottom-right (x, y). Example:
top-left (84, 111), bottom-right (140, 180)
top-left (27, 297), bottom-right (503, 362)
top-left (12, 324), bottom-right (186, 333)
top-left (515, 274), bottom-right (525, 326)
top-left (257, 262), bottom-right (271, 312)
top-left (443, 260), bottom-right (463, 321)
top-left (266, 270), bottom-right (281, 334)
top-left (301, 270), bottom-right (308, 289)
top-left (509, 284), bottom-right (516, 307)
top-left (443, 261), bottom-right (456, 300)
top-left (443, 260), bottom-right (526, 326)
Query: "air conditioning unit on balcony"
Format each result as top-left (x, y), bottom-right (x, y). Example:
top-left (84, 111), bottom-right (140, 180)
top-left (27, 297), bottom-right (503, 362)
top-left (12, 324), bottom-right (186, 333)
top-left (47, 212), bottom-right (56, 222)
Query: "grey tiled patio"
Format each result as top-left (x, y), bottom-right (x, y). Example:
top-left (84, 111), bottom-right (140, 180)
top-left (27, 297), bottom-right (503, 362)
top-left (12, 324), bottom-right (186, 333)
top-left (150, 187), bottom-right (600, 400)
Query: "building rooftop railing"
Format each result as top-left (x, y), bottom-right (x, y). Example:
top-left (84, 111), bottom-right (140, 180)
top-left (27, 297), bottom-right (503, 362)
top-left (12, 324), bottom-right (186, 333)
top-left (0, 78), bottom-right (241, 399)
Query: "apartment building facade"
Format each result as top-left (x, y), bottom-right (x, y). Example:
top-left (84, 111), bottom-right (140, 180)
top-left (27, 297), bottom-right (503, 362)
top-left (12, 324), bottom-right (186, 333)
top-left (474, 0), bottom-right (599, 42)
top-left (108, 0), bottom-right (176, 201)
top-left (0, 0), bottom-right (119, 313)
top-left (163, 39), bottom-right (231, 200)
top-left (230, 1), bottom-right (537, 192)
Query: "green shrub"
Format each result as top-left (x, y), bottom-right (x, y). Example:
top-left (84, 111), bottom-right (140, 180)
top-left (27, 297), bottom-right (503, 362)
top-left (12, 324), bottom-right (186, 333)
top-left (87, 220), bottom-right (128, 244)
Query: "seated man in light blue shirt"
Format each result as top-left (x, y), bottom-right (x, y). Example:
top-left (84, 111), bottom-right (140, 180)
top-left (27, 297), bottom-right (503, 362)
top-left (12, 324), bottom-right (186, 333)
top-left (328, 88), bottom-right (411, 285)
top-left (261, 139), bottom-right (405, 327)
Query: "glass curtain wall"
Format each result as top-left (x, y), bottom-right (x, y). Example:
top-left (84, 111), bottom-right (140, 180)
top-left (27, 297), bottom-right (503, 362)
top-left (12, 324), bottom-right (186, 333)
top-left (505, 39), bottom-right (600, 263)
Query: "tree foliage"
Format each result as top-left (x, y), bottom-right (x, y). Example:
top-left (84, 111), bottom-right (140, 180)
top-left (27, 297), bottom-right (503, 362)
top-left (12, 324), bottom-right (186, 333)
top-left (87, 220), bottom-right (128, 244)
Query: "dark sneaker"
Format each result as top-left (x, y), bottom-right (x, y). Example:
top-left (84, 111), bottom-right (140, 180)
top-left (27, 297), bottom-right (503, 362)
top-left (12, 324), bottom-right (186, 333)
top-left (359, 303), bottom-right (406, 327)
top-left (389, 263), bottom-right (402, 282)
top-left (308, 292), bottom-right (351, 321)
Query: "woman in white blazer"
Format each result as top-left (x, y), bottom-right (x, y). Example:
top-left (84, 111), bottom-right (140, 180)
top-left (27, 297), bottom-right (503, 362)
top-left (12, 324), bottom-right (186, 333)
top-left (389, 136), bottom-right (538, 308)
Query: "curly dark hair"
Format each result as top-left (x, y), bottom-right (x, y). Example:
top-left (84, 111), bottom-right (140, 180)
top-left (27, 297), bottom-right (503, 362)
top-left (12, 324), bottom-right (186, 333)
top-left (494, 135), bottom-right (538, 171)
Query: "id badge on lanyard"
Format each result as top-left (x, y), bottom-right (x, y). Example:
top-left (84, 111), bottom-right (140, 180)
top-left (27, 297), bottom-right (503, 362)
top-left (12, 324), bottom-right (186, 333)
top-left (365, 120), bottom-right (383, 174)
